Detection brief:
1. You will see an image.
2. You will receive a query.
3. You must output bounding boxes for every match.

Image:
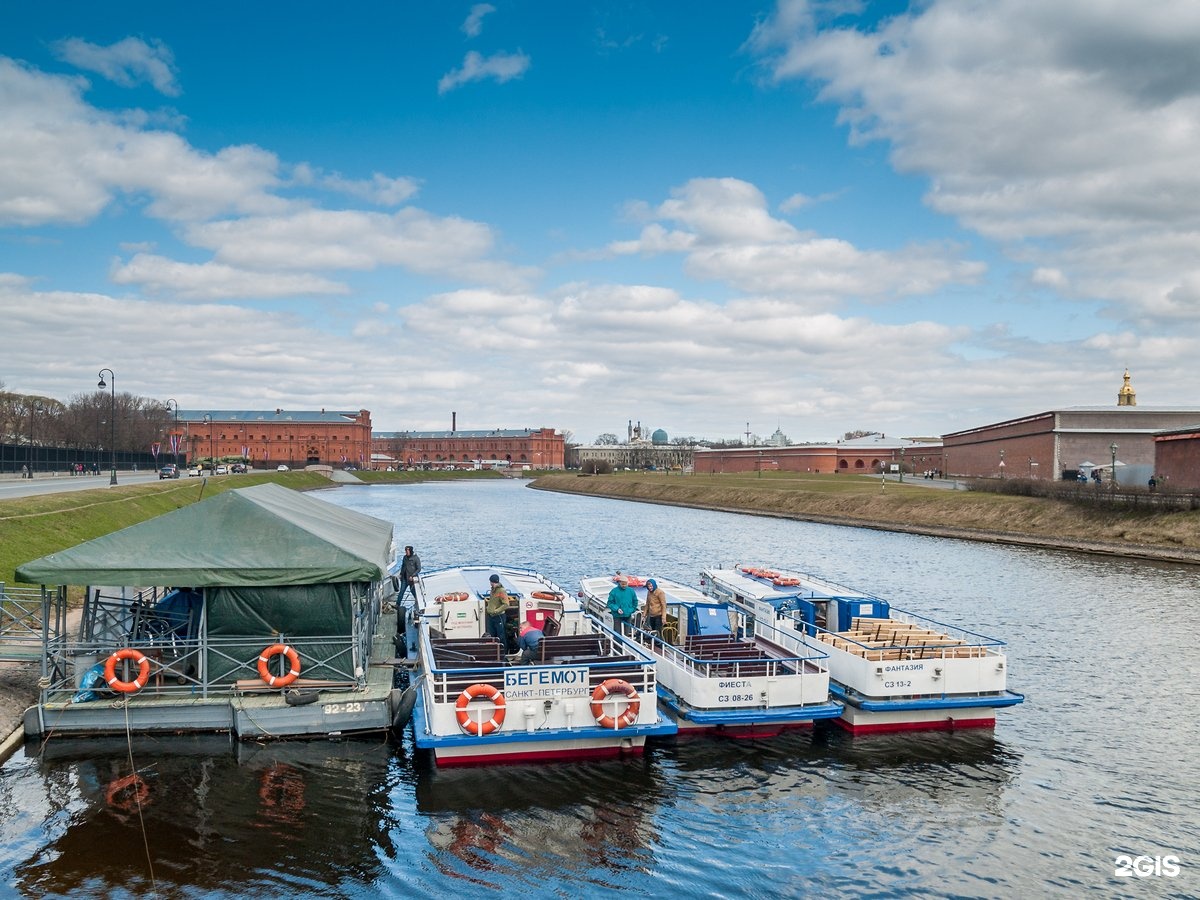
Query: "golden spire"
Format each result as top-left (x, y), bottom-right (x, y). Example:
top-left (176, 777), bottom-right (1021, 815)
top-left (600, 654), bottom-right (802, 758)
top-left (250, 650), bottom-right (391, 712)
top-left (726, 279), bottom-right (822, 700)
top-left (1117, 368), bottom-right (1136, 406)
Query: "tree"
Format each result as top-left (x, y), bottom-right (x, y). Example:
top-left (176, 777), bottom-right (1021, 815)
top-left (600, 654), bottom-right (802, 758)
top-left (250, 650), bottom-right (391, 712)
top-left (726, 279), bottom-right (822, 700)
top-left (843, 430), bottom-right (879, 441)
top-left (595, 433), bottom-right (619, 445)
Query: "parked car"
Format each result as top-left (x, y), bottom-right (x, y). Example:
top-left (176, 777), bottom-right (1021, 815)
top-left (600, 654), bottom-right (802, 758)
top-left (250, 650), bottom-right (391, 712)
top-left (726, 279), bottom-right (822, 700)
top-left (215, 464), bottom-right (229, 475)
top-left (188, 466), bottom-right (204, 477)
top-left (230, 463), bottom-right (247, 474)
top-left (159, 464), bottom-right (180, 479)
top-left (276, 464), bottom-right (290, 471)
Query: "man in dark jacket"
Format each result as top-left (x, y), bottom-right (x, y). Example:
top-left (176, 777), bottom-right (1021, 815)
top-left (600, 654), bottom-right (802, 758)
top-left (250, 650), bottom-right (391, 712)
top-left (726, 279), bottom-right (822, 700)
top-left (397, 545), bottom-right (421, 605)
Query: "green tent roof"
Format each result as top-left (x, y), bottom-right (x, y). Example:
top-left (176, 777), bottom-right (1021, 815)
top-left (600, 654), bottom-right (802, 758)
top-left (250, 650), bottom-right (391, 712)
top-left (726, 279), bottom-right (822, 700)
top-left (15, 483), bottom-right (394, 587)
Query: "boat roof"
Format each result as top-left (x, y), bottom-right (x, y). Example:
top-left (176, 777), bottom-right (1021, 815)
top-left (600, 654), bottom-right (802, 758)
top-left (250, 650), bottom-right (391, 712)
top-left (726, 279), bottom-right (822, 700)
top-left (703, 566), bottom-right (878, 603)
top-left (420, 565), bottom-right (579, 609)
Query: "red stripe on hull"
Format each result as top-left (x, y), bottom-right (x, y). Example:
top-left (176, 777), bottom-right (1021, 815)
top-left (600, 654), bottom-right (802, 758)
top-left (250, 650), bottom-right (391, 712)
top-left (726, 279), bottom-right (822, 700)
top-left (833, 716), bottom-right (995, 734)
top-left (434, 744), bottom-right (645, 768)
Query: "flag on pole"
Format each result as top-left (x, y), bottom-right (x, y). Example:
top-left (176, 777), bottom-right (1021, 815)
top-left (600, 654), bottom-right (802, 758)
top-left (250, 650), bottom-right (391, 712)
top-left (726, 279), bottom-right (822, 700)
top-left (169, 433), bottom-right (180, 455)
top-left (151, 442), bottom-right (161, 460)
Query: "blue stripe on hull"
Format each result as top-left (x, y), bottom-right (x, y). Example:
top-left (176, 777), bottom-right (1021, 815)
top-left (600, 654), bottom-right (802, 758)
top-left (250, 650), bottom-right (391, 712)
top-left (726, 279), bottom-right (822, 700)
top-left (656, 686), bottom-right (843, 725)
top-left (829, 683), bottom-right (1025, 712)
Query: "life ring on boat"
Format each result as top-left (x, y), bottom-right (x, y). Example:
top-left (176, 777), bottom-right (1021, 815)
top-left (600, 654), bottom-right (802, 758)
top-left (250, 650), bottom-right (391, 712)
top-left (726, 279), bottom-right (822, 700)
top-left (436, 592), bottom-right (470, 603)
top-left (531, 590), bottom-right (562, 601)
top-left (106, 773), bottom-right (150, 812)
top-left (612, 575), bottom-right (646, 587)
top-left (590, 678), bottom-right (641, 729)
top-left (104, 648), bottom-right (151, 693)
top-left (257, 644), bottom-right (301, 688)
top-left (773, 577), bottom-right (800, 586)
top-left (455, 683), bottom-right (507, 736)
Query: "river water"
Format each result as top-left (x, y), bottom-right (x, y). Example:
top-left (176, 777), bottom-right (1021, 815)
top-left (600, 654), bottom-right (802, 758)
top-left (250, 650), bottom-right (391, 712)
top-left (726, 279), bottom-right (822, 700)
top-left (2, 478), bottom-right (1197, 898)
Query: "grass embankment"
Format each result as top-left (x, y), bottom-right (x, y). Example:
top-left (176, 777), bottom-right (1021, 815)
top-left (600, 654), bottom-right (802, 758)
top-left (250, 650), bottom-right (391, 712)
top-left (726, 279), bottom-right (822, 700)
top-left (530, 471), bottom-right (1200, 562)
top-left (0, 472), bottom-right (329, 588)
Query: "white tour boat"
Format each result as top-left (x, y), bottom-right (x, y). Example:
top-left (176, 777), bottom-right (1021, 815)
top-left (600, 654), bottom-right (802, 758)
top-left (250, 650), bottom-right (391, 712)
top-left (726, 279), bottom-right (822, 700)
top-left (408, 565), bottom-right (675, 766)
top-left (700, 565), bottom-right (1024, 734)
top-left (578, 575), bottom-right (842, 737)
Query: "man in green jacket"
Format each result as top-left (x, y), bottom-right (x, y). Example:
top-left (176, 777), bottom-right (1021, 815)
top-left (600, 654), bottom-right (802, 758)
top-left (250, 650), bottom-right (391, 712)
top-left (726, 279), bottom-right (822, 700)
top-left (606, 574), bottom-right (638, 634)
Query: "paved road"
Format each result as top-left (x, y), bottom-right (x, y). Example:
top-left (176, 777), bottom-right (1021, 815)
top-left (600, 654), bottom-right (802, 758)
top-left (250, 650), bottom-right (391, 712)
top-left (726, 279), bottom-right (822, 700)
top-left (0, 470), bottom-right (170, 501)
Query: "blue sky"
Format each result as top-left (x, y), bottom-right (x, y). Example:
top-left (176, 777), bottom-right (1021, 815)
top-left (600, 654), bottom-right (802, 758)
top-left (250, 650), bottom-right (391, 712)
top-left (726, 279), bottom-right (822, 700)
top-left (3, 1), bottom-right (1198, 444)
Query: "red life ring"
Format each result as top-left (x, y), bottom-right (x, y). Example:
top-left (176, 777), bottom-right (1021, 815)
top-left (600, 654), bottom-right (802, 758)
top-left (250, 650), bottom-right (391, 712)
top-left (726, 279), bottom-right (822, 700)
top-left (773, 577), bottom-right (800, 586)
top-left (612, 575), bottom-right (646, 588)
top-left (436, 592), bottom-right (470, 603)
top-left (104, 648), bottom-right (151, 693)
top-left (455, 683), bottom-right (506, 735)
top-left (531, 590), bottom-right (562, 601)
top-left (257, 644), bottom-right (301, 688)
top-left (590, 678), bottom-right (641, 729)
top-left (106, 773), bottom-right (150, 812)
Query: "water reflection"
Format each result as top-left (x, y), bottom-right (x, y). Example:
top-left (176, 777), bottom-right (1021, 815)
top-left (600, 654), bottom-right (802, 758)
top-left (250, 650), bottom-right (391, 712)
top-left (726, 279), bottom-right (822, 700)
top-left (10, 736), bottom-right (399, 897)
top-left (414, 755), bottom-right (665, 891)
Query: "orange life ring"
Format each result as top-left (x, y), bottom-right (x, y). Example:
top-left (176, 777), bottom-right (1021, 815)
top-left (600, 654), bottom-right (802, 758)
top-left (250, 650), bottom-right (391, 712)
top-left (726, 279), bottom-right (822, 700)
top-left (257, 644), bottom-right (301, 688)
top-left (531, 590), bottom-right (562, 601)
top-left (436, 592), bottom-right (470, 603)
top-left (590, 678), bottom-right (641, 729)
top-left (773, 577), bottom-right (800, 586)
top-left (612, 575), bottom-right (646, 588)
top-left (106, 773), bottom-right (150, 812)
top-left (455, 683), bottom-right (506, 736)
top-left (104, 648), bottom-right (151, 693)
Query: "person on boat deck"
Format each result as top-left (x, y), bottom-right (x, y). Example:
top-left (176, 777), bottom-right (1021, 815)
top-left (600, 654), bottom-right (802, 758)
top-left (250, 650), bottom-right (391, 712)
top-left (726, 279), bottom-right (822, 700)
top-left (486, 574), bottom-right (511, 647)
top-left (607, 574), bottom-right (638, 634)
top-left (397, 545), bottom-right (421, 604)
top-left (515, 621), bottom-right (544, 664)
top-left (644, 578), bottom-right (667, 636)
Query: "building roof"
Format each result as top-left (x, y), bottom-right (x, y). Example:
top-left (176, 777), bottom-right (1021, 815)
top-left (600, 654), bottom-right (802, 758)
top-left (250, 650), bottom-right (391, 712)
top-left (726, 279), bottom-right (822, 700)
top-left (373, 429), bottom-right (549, 439)
top-left (179, 409), bottom-right (365, 423)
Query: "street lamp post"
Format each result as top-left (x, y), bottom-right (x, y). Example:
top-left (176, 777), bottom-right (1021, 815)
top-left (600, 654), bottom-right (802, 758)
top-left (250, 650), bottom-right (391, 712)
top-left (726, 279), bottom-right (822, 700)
top-left (203, 414), bottom-right (213, 472)
top-left (27, 402), bottom-right (43, 478)
top-left (97, 369), bottom-right (117, 485)
top-left (898, 446), bottom-right (905, 483)
top-left (1110, 442), bottom-right (1118, 488)
top-left (166, 399), bottom-right (179, 468)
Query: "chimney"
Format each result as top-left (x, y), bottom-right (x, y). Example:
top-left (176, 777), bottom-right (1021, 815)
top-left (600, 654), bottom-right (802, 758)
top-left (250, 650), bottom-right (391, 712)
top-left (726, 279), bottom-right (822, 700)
top-left (452, 411), bottom-right (457, 433)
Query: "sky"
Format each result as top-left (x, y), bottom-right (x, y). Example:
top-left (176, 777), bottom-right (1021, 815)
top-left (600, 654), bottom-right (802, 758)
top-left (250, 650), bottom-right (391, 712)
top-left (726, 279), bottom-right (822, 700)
top-left (3, 0), bottom-right (1199, 445)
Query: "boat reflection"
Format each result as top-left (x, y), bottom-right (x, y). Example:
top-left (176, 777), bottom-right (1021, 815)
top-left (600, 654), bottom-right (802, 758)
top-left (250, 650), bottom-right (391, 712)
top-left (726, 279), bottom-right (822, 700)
top-left (414, 754), bottom-right (667, 887)
top-left (11, 736), bottom-right (401, 896)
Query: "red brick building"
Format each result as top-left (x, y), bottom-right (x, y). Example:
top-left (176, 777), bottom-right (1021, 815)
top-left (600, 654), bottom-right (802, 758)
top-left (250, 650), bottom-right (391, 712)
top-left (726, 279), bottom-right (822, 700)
top-left (693, 436), bottom-right (943, 476)
top-left (178, 409), bottom-right (372, 469)
top-left (372, 428), bottom-right (564, 470)
top-left (1153, 427), bottom-right (1200, 490)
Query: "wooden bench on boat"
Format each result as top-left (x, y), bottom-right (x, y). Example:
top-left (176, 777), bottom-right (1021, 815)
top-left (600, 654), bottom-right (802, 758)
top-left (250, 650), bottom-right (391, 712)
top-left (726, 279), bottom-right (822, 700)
top-left (431, 637), bottom-right (504, 667)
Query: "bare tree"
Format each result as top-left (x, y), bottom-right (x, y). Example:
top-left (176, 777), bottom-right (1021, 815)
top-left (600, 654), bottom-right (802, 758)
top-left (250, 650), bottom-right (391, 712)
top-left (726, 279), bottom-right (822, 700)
top-left (595, 433), bottom-right (619, 445)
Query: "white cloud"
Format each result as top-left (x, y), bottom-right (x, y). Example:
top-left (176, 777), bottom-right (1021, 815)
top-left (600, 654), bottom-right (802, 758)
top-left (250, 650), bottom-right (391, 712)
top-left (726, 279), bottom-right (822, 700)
top-left (109, 253), bottom-right (349, 300)
top-left (183, 208), bottom-right (537, 288)
top-left (0, 58), bottom-right (286, 226)
top-left (438, 50), bottom-right (531, 94)
top-left (747, 0), bottom-right (1200, 323)
top-left (319, 172), bottom-right (421, 206)
top-left (608, 177), bottom-right (983, 307)
top-left (779, 192), bottom-right (814, 213)
top-left (462, 4), bottom-right (497, 38)
top-left (52, 36), bottom-right (181, 96)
